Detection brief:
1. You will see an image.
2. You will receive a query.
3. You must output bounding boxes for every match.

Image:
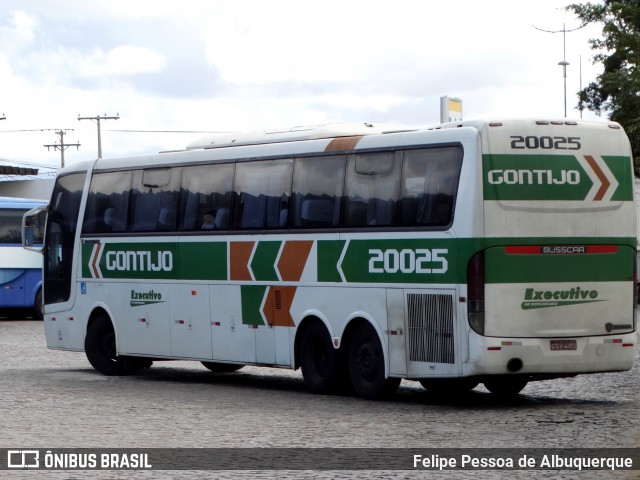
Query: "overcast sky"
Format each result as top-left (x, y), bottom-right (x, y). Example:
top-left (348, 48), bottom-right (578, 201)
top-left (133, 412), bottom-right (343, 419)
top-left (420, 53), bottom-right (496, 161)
top-left (0, 0), bottom-right (605, 169)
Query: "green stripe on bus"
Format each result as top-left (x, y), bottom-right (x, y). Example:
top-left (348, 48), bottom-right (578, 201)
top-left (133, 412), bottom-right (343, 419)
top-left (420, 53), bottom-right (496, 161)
top-left (241, 285), bottom-right (266, 325)
top-left (482, 154), bottom-right (633, 201)
top-left (251, 241), bottom-right (281, 281)
top-left (338, 239), bottom-right (457, 284)
top-left (178, 242), bottom-right (227, 280)
top-left (604, 156), bottom-right (634, 201)
top-left (81, 236), bottom-right (636, 284)
top-left (484, 245), bottom-right (634, 283)
top-left (317, 240), bottom-right (346, 282)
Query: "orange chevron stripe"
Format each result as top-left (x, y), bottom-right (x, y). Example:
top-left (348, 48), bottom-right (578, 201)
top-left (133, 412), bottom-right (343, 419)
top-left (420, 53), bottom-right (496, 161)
top-left (324, 136), bottom-right (364, 152)
top-left (584, 155), bottom-right (610, 201)
top-left (230, 241), bottom-right (254, 280)
top-left (277, 240), bottom-right (313, 281)
top-left (263, 286), bottom-right (296, 327)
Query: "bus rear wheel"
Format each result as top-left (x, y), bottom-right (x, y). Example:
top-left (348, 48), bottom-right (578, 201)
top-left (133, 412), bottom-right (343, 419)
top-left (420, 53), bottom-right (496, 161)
top-left (85, 314), bottom-right (145, 376)
top-left (483, 377), bottom-right (529, 397)
top-left (201, 362), bottom-right (244, 373)
top-left (300, 322), bottom-right (342, 394)
top-left (420, 378), bottom-right (479, 395)
top-left (348, 323), bottom-right (400, 400)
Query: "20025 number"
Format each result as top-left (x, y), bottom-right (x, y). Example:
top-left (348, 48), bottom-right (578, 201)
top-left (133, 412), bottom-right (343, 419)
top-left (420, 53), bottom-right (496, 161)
top-left (510, 135), bottom-right (581, 150)
top-left (368, 248), bottom-right (448, 274)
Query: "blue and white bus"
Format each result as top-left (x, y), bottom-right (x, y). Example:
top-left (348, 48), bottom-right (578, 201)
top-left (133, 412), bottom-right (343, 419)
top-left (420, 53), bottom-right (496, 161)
top-left (0, 197), bottom-right (46, 318)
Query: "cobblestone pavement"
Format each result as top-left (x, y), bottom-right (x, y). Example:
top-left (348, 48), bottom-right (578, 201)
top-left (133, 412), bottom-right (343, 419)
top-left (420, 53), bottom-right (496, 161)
top-left (1, 320), bottom-right (639, 480)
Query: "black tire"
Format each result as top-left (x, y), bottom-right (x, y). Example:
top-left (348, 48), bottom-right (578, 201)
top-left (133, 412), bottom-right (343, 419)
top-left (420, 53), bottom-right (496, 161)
top-left (300, 322), bottom-right (342, 393)
top-left (420, 378), bottom-right (479, 395)
top-left (483, 377), bottom-right (529, 397)
top-left (33, 289), bottom-right (43, 320)
top-left (201, 362), bottom-right (244, 373)
top-left (348, 323), bottom-right (400, 400)
top-left (85, 314), bottom-right (143, 375)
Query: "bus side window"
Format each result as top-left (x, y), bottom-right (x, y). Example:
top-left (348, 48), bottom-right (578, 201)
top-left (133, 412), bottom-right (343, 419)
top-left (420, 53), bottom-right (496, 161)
top-left (130, 168), bottom-right (181, 232)
top-left (180, 163), bottom-right (235, 231)
top-left (400, 147), bottom-right (463, 227)
top-left (0, 208), bottom-right (27, 244)
top-left (344, 152), bottom-right (401, 228)
top-left (82, 171), bottom-right (132, 234)
top-left (292, 155), bottom-right (345, 229)
top-left (234, 160), bottom-right (292, 230)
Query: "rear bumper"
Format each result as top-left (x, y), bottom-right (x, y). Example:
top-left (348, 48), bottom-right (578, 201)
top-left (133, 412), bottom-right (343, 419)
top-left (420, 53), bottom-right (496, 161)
top-left (466, 331), bottom-right (637, 376)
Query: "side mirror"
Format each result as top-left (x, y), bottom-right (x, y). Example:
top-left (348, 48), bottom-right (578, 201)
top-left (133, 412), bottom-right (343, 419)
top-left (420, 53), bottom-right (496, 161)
top-left (22, 204), bottom-right (48, 253)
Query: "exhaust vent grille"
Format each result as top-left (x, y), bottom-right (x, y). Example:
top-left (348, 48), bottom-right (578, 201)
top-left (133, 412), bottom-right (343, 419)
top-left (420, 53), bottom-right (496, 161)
top-left (407, 293), bottom-right (454, 364)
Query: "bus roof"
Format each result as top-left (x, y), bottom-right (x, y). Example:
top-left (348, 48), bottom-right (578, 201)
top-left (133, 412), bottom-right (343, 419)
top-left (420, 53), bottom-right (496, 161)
top-left (63, 118), bottom-right (629, 175)
top-left (0, 196), bottom-right (47, 208)
top-left (186, 123), bottom-right (386, 150)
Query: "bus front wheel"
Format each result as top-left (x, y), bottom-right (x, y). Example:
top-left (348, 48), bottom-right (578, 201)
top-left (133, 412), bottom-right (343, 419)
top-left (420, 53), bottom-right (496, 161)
top-left (348, 323), bottom-right (400, 400)
top-left (85, 314), bottom-right (145, 376)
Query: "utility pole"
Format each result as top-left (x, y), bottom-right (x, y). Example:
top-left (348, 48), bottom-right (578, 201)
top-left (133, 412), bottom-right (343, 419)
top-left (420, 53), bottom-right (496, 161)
top-left (78, 113), bottom-right (119, 159)
top-left (43, 129), bottom-right (80, 169)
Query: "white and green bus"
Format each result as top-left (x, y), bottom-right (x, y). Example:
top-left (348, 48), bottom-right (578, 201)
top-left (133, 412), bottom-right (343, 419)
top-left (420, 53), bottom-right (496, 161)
top-left (23, 119), bottom-right (637, 399)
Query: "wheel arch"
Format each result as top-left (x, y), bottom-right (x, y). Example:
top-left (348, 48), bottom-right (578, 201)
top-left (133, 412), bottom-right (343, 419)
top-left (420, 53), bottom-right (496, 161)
top-left (85, 306), bottom-right (118, 352)
top-left (293, 314), bottom-right (333, 370)
top-left (343, 315), bottom-right (390, 379)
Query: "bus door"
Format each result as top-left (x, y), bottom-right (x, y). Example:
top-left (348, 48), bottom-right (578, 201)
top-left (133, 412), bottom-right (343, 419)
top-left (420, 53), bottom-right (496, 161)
top-left (125, 283), bottom-right (172, 357)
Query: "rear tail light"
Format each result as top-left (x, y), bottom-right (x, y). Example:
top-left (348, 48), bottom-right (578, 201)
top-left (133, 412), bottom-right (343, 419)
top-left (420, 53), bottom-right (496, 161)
top-left (467, 251), bottom-right (485, 335)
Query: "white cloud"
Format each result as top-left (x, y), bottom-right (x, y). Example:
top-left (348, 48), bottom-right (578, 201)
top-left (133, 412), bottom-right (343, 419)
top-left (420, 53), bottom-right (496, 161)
top-left (9, 10), bottom-right (37, 45)
top-left (78, 46), bottom-right (167, 78)
top-left (0, 0), bottom-right (612, 169)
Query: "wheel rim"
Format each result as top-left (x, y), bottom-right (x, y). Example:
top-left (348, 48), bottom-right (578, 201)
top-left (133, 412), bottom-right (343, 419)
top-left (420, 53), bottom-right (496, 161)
top-left (308, 334), bottom-right (329, 378)
top-left (355, 339), bottom-right (379, 383)
top-left (100, 331), bottom-right (117, 363)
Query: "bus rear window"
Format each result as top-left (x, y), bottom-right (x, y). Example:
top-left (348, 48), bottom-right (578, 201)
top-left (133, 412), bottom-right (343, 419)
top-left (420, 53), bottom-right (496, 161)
top-left (400, 147), bottom-right (463, 227)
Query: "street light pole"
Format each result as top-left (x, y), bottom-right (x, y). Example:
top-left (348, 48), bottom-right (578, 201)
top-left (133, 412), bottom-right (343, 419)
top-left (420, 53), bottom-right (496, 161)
top-left (533, 23), bottom-right (585, 118)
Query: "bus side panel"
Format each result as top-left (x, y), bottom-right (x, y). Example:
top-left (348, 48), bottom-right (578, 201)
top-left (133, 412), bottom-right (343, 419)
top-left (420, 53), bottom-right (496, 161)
top-left (210, 285), bottom-right (257, 364)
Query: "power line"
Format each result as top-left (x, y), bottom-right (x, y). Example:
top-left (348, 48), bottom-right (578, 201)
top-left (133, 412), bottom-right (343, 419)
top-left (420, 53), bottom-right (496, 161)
top-left (0, 129), bottom-right (66, 133)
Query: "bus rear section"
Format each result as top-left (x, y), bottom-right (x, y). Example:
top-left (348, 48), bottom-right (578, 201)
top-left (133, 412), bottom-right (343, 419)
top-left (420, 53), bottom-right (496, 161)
top-left (470, 120), bottom-right (636, 382)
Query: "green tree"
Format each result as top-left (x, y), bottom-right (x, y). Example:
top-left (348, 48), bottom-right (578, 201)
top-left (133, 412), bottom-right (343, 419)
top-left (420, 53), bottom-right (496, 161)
top-left (567, 0), bottom-right (640, 168)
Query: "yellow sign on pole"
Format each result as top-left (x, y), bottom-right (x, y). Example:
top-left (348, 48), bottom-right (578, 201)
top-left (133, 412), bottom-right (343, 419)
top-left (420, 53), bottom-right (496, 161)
top-left (440, 96), bottom-right (462, 123)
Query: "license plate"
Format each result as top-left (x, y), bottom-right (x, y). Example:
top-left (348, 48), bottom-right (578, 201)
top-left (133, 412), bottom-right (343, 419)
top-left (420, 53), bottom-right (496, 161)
top-left (550, 339), bottom-right (577, 351)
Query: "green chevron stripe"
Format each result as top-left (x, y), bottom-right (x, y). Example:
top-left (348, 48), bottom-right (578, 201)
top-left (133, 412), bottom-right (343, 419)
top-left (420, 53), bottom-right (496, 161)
top-left (250, 241), bottom-right (281, 281)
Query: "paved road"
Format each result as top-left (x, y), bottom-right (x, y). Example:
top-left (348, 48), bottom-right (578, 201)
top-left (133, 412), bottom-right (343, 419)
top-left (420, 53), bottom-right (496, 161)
top-left (1, 320), bottom-right (639, 479)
